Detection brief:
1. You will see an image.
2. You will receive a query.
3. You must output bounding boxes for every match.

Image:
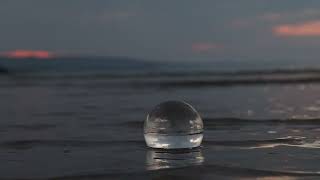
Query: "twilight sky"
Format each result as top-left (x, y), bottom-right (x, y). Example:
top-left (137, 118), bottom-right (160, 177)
top-left (1, 0), bottom-right (320, 61)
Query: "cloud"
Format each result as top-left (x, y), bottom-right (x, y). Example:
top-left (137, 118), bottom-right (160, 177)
top-left (0, 50), bottom-right (54, 59)
top-left (260, 9), bottom-right (320, 22)
top-left (231, 8), bottom-right (320, 28)
top-left (97, 11), bottom-right (137, 22)
top-left (260, 13), bottom-right (283, 21)
top-left (191, 43), bottom-right (223, 53)
top-left (230, 13), bottom-right (282, 29)
top-left (273, 20), bottom-right (320, 36)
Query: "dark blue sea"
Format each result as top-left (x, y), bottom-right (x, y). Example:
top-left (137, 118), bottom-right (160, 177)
top-left (1, 57), bottom-right (320, 179)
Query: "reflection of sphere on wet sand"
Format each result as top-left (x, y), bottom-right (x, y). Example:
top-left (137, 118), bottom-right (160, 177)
top-left (146, 148), bottom-right (204, 170)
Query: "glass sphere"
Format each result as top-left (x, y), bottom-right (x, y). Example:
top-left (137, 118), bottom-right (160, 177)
top-left (144, 101), bottom-right (203, 149)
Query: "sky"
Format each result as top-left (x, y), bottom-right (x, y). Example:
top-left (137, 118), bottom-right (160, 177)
top-left (1, 0), bottom-right (320, 61)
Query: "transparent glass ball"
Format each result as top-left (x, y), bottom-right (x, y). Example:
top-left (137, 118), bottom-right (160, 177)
top-left (144, 101), bottom-right (204, 149)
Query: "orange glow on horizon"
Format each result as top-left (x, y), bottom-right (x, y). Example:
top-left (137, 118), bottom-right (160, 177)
top-left (273, 20), bottom-right (320, 36)
top-left (191, 43), bottom-right (223, 53)
top-left (0, 50), bottom-right (54, 59)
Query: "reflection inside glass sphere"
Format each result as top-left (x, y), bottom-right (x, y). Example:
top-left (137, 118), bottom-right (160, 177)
top-left (146, 148), bottom-right (204, 170)
top-left (144, 101), bottom-right (204, 149)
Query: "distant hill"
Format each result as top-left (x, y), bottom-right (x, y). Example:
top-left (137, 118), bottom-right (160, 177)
top-left (0, 56), bottom-right (158, 74)
top-left (0, 65), bottom-right (8, 73)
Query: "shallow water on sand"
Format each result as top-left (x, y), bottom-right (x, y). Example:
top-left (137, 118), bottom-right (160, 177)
top-left (2, 74), bottom-right (320, 179)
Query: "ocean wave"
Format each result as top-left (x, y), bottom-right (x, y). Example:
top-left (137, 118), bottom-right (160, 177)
top-left (4, 68), bottom-right (320, 88)
top-left (0, 140), bottom-right (144, 150)
top-left (122, 117), bottom-right (320, 128)
top-left (6, 163), bottom-right (320, 180)
top-left (0, 136), bottom-right (311, 150)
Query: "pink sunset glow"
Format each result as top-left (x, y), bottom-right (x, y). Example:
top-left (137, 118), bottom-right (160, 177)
top-left (0, 50), bottom-right (54, 59)
top-left (273, 20), bottom-right (320, 36)
top-left (191, 43), bottom-right (223, 53)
